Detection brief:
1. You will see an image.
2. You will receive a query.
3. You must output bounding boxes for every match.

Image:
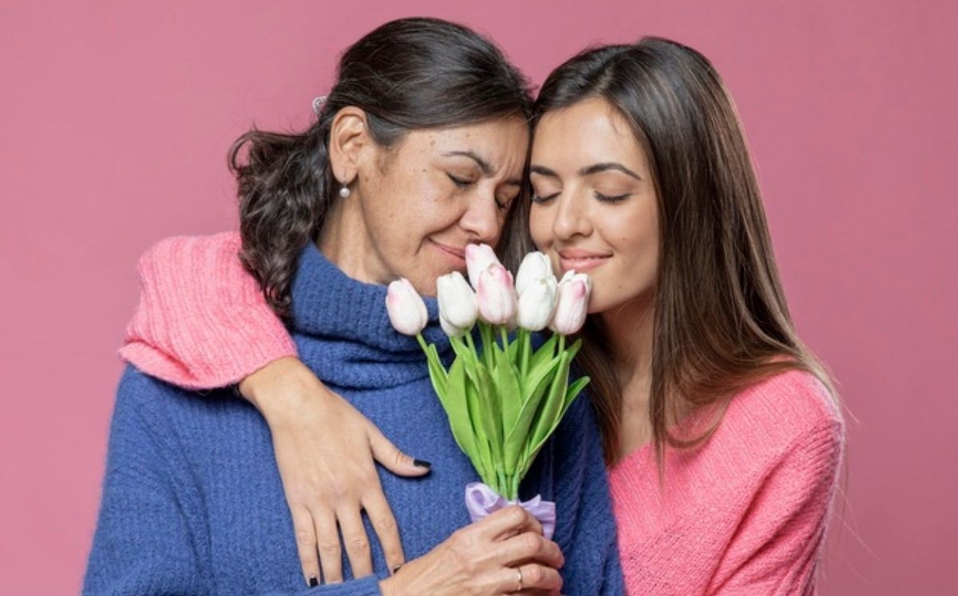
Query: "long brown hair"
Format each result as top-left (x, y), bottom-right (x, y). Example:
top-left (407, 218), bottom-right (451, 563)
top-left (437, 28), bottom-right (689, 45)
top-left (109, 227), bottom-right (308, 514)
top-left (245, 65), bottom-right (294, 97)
top-left (531, 38), bottom-right (836, 466)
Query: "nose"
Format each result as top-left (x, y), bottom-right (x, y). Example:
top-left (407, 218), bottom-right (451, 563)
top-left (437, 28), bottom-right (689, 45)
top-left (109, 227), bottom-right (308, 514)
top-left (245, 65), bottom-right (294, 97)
top-left (458, 187), bottom-right (502, 244)
top-left (551, 191), bottom-right (592, 240)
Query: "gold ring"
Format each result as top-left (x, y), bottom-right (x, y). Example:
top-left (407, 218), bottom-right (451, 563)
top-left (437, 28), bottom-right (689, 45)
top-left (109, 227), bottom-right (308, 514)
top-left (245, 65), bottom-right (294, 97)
top-left (515, 567), bottom-right (524, 592)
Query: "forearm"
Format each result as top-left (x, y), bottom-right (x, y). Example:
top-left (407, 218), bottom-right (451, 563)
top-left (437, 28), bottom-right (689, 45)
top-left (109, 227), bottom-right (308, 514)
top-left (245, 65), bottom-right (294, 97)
top-left (120, 232), bottom-right (297, 389)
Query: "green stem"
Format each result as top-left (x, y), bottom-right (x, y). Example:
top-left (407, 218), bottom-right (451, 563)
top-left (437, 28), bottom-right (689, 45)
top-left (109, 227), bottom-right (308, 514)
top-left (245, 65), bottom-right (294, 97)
top-left (464, 329), bottom-right (478, 360)
top-left (480, 323), bottom-right (494, 370)
top-left (500, 327), bottom-right (510, 353)
top-left (520, 329), bottom-right (530, 378)
top-left (416, 333), bottom-right (429, 357)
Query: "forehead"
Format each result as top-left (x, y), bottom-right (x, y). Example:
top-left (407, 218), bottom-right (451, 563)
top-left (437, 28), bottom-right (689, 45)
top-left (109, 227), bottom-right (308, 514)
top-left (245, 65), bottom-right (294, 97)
top-left (404, 117), bottom-right (530, 164)
top-left (532, 98), bottom-right (646, 168)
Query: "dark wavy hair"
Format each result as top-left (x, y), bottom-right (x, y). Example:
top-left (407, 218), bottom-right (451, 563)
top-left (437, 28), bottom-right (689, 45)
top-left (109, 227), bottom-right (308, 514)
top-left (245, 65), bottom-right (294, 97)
top-left (524, 38), bottom-right (836, 465)
top-left (231, 17), bottom-right (533, 319)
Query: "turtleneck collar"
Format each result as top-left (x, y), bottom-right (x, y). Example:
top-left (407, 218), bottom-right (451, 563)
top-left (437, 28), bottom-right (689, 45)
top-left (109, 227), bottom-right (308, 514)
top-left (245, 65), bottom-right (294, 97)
top-left (288, 242), bottom-right (450, 389)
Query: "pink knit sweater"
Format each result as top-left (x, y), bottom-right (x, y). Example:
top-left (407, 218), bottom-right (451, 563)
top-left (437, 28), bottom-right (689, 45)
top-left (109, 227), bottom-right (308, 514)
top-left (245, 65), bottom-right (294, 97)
top-left (122, 233), bottom-right (844, 595)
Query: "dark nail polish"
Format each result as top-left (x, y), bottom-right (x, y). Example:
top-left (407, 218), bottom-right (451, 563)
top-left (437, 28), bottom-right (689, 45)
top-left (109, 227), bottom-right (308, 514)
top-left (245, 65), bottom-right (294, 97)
top-left (308, 576), bottom-right (318, 587)
top-left (414, 459), bottom-right (432, 469)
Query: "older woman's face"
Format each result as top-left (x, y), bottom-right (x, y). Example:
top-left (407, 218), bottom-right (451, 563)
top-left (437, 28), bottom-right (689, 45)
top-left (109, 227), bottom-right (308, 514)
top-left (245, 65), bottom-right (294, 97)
top-left (343, 117), bottom-right (528, 296)
top-left (529, 98), bottom-right (660, 315)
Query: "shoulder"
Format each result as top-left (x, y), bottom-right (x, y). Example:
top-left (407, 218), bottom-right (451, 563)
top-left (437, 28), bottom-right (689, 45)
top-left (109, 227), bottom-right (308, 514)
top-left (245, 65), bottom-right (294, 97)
top-left (114, 364), bottom-right (226, 429)
top-left (134, 231), bottom-right (242, 274)
top-left (717, 369), bottom-right (844, 464)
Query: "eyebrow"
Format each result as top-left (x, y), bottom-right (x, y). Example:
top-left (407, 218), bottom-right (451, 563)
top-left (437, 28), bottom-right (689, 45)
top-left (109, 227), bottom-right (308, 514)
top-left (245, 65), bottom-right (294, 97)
top-left (445, 150), bottom-right (522, 186)
top-left (530, 162), bottom-right (642, 181)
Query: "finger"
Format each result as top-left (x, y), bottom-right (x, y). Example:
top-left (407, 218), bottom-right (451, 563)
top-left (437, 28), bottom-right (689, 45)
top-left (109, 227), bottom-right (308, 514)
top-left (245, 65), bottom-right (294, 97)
top-left (476, 505), bottom-right (543, 542)
top-left (497, 532), bottom-right (564, 570)
top-left (501, 564), bottom-right (563, 594)
top-left (289, 506), bottom-right (321, 587)
top-left (367, 423), bottom-right (431, 478)
top-left (363, 490), bottom-right (405, 574)
top-left (314, 510), bottom-right (343, 584)
top-left (337, 507), bottom-right (374, 578)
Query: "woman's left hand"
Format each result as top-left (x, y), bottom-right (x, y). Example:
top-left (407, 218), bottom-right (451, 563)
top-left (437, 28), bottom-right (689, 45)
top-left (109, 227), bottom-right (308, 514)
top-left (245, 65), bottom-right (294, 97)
top-left (239, 356), bottom-right (432, 585)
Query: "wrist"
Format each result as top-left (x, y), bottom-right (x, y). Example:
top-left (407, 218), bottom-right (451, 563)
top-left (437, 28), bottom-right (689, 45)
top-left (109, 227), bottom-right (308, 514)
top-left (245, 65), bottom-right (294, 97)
top-left (378, 575), bottom-right (406, 596)
top-left (237, 356), bottom-right (312, 417)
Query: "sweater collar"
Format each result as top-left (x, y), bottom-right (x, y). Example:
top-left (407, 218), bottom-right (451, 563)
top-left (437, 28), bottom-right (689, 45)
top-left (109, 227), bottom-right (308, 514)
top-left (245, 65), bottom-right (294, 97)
top-left (288, 242), bottom-right (450, 388)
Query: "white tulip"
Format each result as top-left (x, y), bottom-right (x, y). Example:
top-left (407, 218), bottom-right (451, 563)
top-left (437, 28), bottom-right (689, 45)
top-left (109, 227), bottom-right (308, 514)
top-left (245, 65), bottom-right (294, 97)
top-left (515, 251), bottom-right (554, 296)
top-left (437, 271), bottom-right (478, 330)
top-left (516, 275), bottom-right (558, 331)
top-left (439, 314), bottom-right (468, 337)
top-left (385, 278), bottom-right (428, 336)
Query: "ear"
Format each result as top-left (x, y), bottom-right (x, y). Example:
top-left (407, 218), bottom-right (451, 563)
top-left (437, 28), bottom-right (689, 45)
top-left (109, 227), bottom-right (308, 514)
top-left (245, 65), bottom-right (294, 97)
top-left (328, 106), bottom-right (372, 186)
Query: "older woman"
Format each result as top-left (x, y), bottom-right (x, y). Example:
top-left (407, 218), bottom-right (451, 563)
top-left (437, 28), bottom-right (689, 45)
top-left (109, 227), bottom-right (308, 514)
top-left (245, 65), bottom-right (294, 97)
top-left (84, 18), bottom-right (623, 596)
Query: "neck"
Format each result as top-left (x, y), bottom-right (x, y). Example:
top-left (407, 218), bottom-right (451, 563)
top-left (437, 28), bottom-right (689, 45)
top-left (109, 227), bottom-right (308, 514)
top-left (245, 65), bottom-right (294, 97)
top-left (599, 293), bottom-right (656, 458)
top-left (318, 196), bottom-right (387, 285)
top-left (600, 292), bottom-right (655, 399)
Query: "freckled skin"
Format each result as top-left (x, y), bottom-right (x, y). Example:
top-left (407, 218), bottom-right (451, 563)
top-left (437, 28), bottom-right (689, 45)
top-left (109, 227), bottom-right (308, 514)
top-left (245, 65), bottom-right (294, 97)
top-left (325, 117), bottom-right (529, 297)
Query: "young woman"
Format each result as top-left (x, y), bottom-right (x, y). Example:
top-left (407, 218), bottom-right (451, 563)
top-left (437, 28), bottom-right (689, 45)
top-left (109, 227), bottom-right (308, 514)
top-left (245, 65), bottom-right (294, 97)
top-left (84, 18), bottom-right (624, 596)
top-left (122, 37), bottom-right (845, 594)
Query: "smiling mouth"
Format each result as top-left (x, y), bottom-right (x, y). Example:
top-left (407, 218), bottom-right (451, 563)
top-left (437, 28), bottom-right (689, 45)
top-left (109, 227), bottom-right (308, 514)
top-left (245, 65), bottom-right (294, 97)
top-left (558, 252), bottom-right (611, 272)
top-left (430, 239), bottom-right (467, 262)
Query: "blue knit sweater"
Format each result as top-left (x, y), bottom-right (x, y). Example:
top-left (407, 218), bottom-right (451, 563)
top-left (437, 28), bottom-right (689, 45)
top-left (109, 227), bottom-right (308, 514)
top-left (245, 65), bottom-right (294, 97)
top-left (84, 243), bottom-right (624, 595)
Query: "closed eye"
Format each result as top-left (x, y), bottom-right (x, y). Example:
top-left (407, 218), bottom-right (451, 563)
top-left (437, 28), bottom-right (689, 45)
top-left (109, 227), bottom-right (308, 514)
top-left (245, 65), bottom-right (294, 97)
top-left (448, 174), bottom-right (474, 189)
top-left (531, 192), bottom-right (560, 204)
top-left (595, 192), bottom-right (631, 204)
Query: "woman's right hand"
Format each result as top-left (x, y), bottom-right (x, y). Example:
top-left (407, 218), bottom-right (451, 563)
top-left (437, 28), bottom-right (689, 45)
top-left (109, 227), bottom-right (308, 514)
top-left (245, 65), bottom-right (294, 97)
top-left (379, 505), bottom-right (565, 596)
top-left (237, 357), bottom-right (431, 586)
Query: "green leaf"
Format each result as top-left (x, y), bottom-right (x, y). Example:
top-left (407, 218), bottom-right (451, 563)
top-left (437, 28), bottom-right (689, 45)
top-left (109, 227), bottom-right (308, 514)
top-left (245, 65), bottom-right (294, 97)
top-left (518, 352), bottom-right (570, 477)
top-left (441, 358), bottom-right (480, 462)
top-left (474, 363), bottom-right (503, 461)
top-left (494, 346), bottom-right (522, 474)
top-left (503, 355), bottom-right (561, 472)
top-left (528, 334), bottom-right (559, 373)
top-left (561, 375), bottom-right (590, 420)
top-left (463, 372), bottom-right (495, 485)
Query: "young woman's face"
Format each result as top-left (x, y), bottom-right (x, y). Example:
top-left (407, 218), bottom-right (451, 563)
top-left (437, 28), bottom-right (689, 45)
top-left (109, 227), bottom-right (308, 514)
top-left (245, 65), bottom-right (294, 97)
top-left (352, 117), bottom-right (528, 296)
top-left (529, 98), bottom-right (660, 314)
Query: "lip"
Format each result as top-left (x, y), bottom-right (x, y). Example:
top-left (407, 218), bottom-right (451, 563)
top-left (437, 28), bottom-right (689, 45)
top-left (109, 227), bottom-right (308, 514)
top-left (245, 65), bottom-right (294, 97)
top-left (557, 249), bottom-right (612, 273)
top-left (430, 239), bottom-right (467, 263)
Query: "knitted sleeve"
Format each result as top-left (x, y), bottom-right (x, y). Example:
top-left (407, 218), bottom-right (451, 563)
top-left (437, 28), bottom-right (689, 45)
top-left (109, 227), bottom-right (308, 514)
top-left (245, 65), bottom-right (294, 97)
top-left (119, 232), bottom-right (297, 389)
top-left (548, 395), bottom-right (626, 594)
top-left (82, 366), bottom-right (383, 596)
top-left (707, 417), bottom-right (845, 595)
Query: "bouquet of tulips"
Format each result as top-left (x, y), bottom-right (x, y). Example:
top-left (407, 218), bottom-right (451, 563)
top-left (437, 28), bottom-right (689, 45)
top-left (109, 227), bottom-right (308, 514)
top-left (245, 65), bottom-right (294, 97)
top-left (385, 245), bottom-right (592, 537)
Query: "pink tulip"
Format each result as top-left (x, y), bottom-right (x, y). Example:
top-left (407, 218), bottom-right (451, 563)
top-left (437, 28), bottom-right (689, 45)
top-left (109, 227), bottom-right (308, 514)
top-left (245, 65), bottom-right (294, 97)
top-left (465, 243), bottom-right (501, 290)
top-left (550, 271), bottom-right (592, 335)
top-left (476, 263), bottom-right (517, 326)
top-left (385, 278), bottom-right (428, 336)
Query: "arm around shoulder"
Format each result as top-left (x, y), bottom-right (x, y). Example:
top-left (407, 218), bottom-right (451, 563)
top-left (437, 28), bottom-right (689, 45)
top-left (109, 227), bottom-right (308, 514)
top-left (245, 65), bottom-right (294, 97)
top-left (119, 232), bottom-right (297, 389)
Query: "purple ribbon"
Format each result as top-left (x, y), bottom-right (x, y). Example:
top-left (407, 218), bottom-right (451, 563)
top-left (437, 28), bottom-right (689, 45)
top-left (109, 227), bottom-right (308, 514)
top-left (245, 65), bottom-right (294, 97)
top-left (464, 482), bottom-right (556, 540)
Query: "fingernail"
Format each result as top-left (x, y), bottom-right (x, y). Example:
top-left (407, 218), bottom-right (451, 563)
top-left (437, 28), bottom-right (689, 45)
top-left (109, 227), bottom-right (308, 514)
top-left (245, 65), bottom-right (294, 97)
top-left (308, 576), bottom-right (318, 587)
top-left (414, 459), bottom-right (432, 469)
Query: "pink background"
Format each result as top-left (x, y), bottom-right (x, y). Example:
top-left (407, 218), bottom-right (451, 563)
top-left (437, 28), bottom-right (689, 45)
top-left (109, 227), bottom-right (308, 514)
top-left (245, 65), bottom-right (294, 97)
top-left (2, 1), bottom-right (955, 593)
